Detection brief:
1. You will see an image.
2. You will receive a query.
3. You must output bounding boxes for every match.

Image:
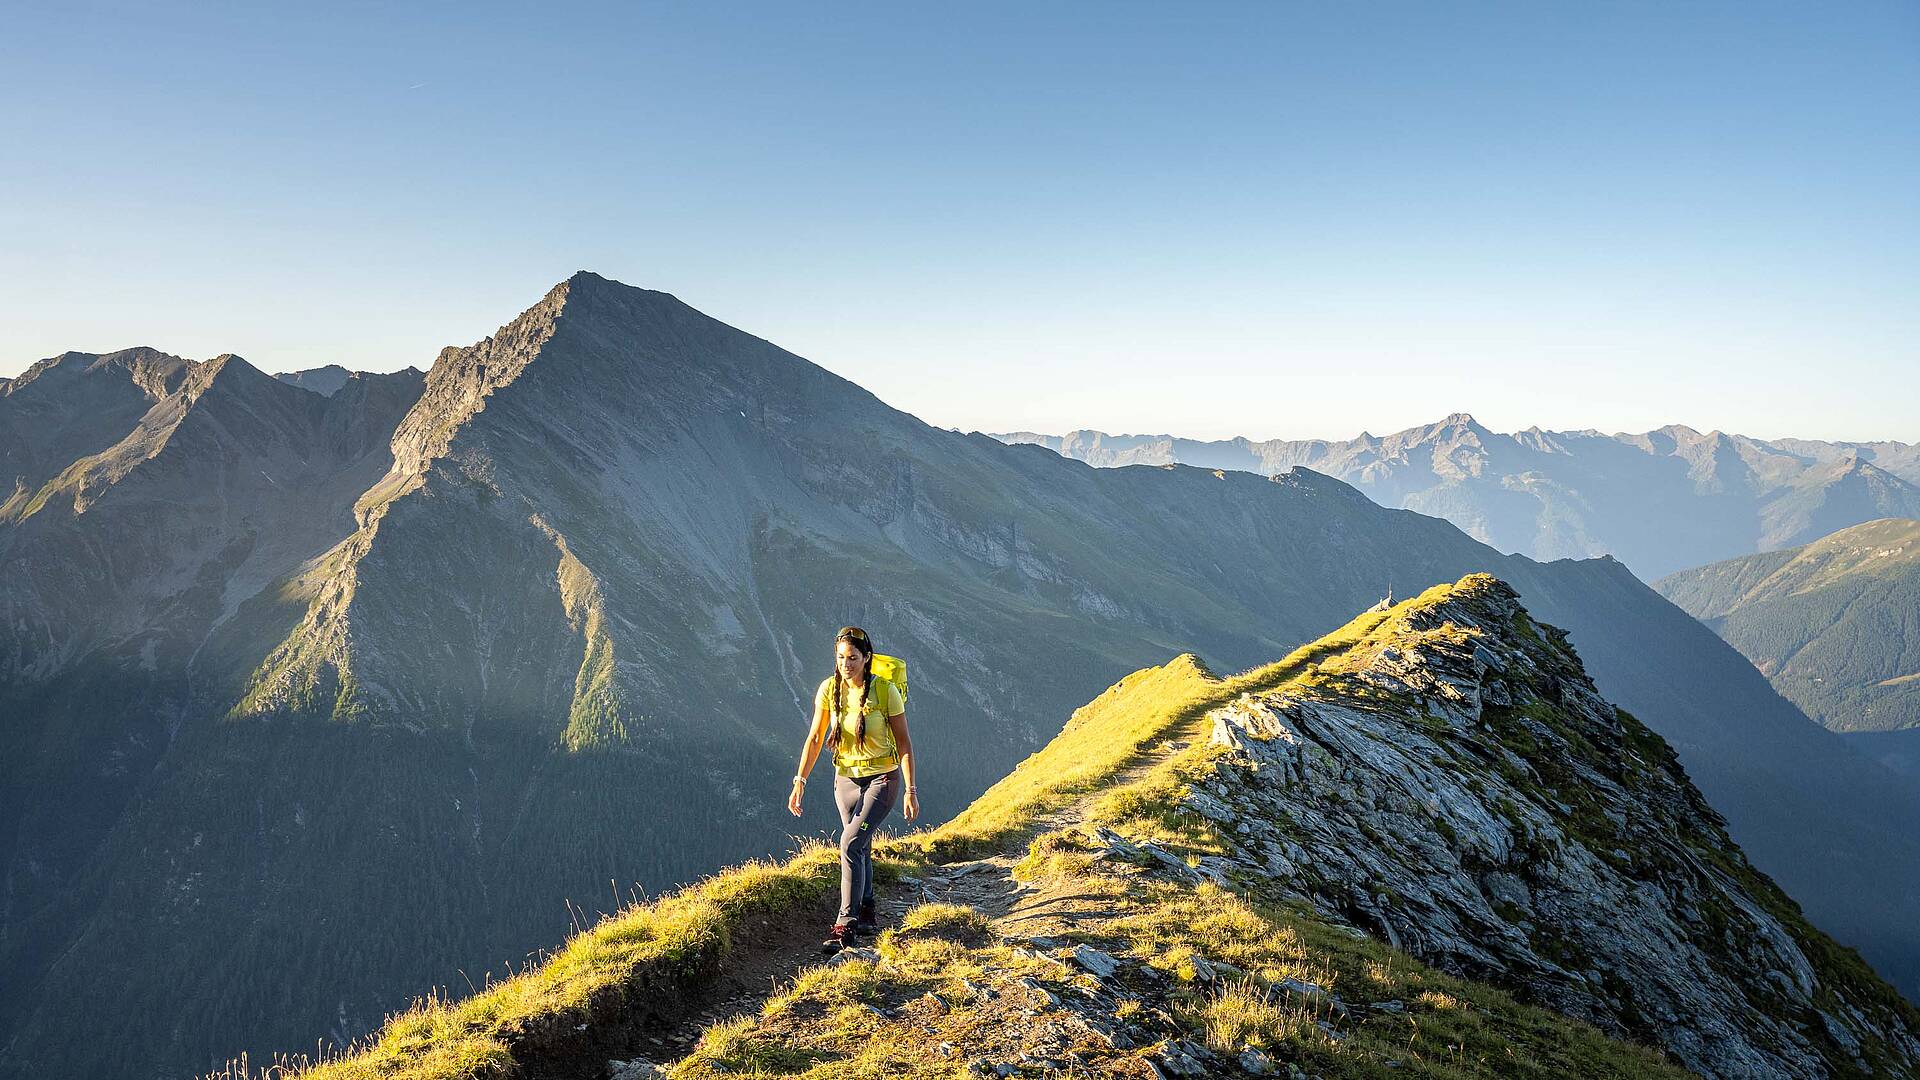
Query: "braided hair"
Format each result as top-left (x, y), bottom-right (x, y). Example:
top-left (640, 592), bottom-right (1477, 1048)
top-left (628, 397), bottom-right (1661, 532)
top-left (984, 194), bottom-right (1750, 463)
top-left (831, 625), bottom-right (876, 753)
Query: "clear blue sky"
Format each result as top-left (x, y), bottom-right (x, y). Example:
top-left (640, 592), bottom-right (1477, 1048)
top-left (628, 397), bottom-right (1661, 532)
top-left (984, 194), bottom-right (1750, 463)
top-left (3, 2), bottom-right (1915, 441)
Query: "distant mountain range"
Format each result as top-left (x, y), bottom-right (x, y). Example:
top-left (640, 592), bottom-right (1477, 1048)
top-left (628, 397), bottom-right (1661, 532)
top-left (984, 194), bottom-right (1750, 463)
top-left (5, 274), bottom-right (1920, 1076)
top-left (1656, 518), bottom-right (1920, 733)
top-left (996, 419), bottom-right (1920, 579)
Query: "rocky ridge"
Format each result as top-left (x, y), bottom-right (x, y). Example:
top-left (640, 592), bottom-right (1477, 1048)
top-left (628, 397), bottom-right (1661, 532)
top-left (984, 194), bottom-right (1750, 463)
top-left (1, 347), bottom-right (194, 517)
top-left (0, 351), bottom-right (425, 682)
top-left (1184, 575), bottom-right (1919, 1077)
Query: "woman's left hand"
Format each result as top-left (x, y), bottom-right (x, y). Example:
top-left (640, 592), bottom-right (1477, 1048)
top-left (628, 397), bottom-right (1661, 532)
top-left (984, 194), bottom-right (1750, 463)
top-left (902, 788), bottom-right (920, 822)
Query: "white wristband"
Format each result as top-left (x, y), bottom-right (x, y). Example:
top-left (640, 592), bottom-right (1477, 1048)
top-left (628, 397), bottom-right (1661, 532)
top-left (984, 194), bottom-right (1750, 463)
top-left (793, 775), bottom-right (807, 784)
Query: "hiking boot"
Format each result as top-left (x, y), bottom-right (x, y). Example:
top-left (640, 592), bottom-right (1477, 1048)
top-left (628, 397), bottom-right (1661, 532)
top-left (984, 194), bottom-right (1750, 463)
top-left (851, 901), bottom-right (879, 936)
top-left (821, 922), bottom-right (853, 953)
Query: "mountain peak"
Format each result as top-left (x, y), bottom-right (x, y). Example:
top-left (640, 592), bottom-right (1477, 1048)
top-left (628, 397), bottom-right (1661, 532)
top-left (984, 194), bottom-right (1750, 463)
top-left (549, 269), bottom-right (683, 310)
top-left (385, 271), bottom-right (759, 477)
top-left (5, 347), bottom-right (193, 401)
top-left (183, 353), bottom-right (274, 402)
top-left (1424, 412), bottom-right (1495, 442)
top-left (275, 364), bottom-right (354, 397)
top-left (1657, 518), bottom-right (1920, 733)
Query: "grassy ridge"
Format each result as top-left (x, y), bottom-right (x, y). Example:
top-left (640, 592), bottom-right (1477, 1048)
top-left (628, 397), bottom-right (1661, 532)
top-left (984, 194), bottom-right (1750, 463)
top-left (262, 853), bottom-right (838, 1080)
top-left (1655, 518), bottom-right (1920, 731)
top-left (663, 877), bottom-right (1691, 1079)
top-left (663, 576), bottom-right (1695, 1078)
top-left (920, 601), bottom-right (1403, 861)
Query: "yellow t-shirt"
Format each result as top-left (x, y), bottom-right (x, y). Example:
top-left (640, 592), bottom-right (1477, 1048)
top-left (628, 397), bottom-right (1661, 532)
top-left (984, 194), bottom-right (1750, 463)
top-left (815, 675), bottom-right (904, 778)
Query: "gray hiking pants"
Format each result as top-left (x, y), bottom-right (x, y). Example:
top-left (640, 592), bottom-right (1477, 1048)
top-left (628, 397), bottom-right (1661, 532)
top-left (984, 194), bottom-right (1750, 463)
top-left (834, 767), bottom-right (900, 923)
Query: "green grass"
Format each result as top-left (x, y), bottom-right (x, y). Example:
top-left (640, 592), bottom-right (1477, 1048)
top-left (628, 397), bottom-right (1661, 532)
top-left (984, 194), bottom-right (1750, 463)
top-left (893, 902), bottom-right (994, 942)
top-left (639, 832), bottom-right (1693, 1080)
top-left (1104, 881), bottom-right (1688, 1079)
top-left (286, 849), bottom-right (839, 1080)
top-left (546, 524), bottom-right (634, 750)
top-left (912, 598), bottom-right (1409, 862)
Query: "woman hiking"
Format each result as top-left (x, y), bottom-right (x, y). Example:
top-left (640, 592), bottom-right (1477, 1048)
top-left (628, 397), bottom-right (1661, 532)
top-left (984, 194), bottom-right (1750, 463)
top-left (787, 625), bottom-right (918, 952)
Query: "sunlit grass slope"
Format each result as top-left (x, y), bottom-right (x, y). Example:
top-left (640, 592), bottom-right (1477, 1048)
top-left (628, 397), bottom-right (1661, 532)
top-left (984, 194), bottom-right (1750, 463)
top-left (919, 601), bottom-right (1402, 860)
top-left (662, 883), bottom-right (1691, 1079)
top-left (270, 853), bottom-right (841, 1080)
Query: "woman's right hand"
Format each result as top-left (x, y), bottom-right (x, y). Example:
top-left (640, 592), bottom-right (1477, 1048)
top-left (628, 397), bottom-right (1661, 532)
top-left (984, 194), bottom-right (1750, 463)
top-left (787, 778), bottom-right (805, 817)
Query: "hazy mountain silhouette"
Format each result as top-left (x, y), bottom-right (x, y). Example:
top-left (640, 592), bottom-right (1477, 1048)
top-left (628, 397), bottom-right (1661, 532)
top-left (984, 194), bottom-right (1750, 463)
top-left (998, 420), bottom-right (1920, 579)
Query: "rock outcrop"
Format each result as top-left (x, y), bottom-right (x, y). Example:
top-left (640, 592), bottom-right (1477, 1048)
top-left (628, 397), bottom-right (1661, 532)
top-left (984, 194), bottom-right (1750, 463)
top-left (1189, 575), bottom-right (1920, 1078)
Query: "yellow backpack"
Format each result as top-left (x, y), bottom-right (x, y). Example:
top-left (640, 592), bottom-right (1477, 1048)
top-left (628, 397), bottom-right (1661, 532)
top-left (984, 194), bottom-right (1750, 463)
top-left (869, 654), bottom-right (908, 702)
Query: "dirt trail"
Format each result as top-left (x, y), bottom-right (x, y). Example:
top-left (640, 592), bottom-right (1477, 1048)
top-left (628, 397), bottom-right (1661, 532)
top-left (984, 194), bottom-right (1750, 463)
top-left (596, 744), bottom-right (1181, 1075)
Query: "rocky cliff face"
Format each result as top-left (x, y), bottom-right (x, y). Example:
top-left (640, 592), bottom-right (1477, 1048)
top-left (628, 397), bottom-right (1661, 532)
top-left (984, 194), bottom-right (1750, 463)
top-left (997, 419), bottom-right (1920, 579)
top-left (1194, 576), bottom-right (1919, 1078)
